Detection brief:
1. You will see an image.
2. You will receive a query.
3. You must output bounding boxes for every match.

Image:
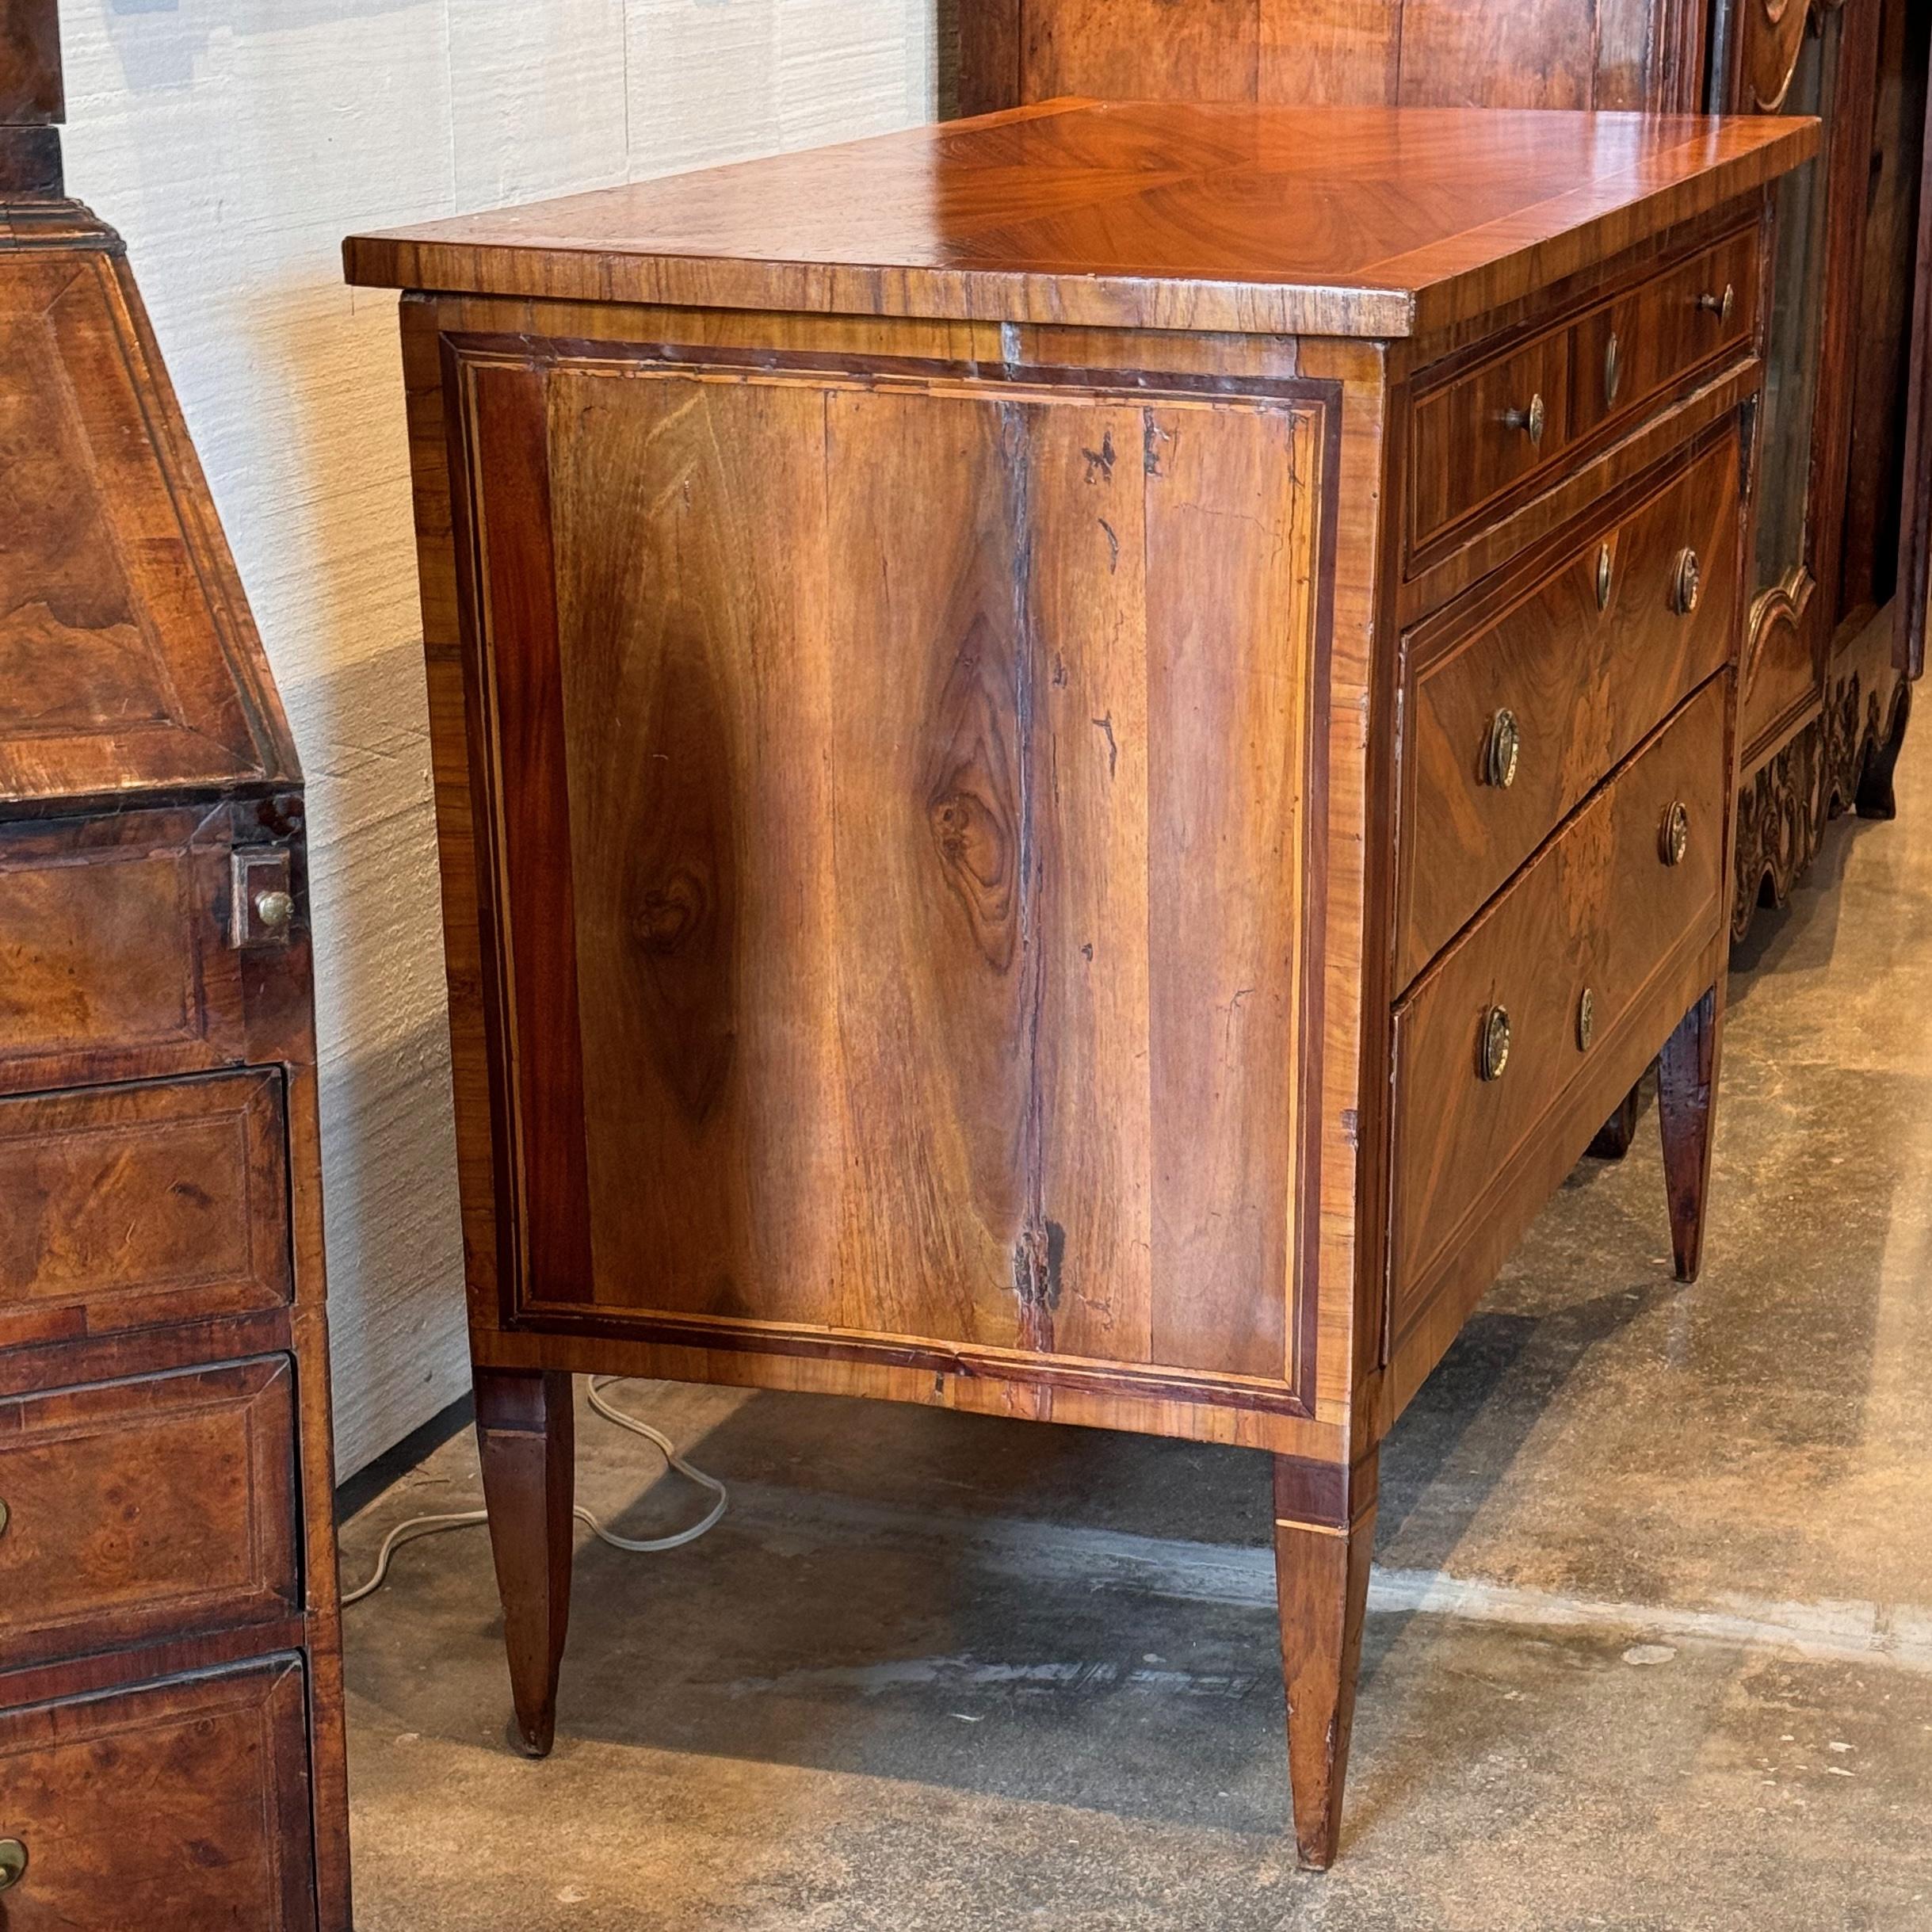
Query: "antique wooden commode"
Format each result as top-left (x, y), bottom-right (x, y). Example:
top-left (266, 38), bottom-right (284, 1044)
top-left (348, 102), bottom-right (1815, 1865)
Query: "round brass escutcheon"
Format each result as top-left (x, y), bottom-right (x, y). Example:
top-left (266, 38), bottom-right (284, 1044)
top-left (1699, 283), bottom-right (1737, 326)
top-left (1504, 392), bottom-right (1547, 445)
top-left (1485, 708), bottom-right (1522, 789)
top-left (254, 888), bottom-right (295, 931)
top-left (0, 1839), bottom-right (26, 1892)
top-left (1672, 546), bottom-right (1702, 617)
top-left (1604, 331), bottom-right (1623, 404)
top-left (1479, 1006), bottom-right (1512, 1082)
top-left (1597, 542), bottom-right (1614, 612)
top-left (1661, 800), bottom-right (1691, 868)
top-left (1578, 987), bottom-right (1597, 1052)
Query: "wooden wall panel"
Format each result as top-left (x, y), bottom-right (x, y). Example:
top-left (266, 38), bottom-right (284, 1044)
top-left (1024, 0), bottom-right (1261, 102)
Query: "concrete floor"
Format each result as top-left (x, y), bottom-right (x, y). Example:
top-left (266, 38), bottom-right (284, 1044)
top-left (341, 723), bottom-right (1932, 1930)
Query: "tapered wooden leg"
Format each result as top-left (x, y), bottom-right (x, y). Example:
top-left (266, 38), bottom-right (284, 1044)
top-left (1273, 1447), bottom-right (1378, 1870)
top-left (1586, 1079), bottom-right (1644, 1159)
top-left (474, 1366), bottom-right (576, 1757)
top-left (1657, 986), bottom-right (1720, 1284)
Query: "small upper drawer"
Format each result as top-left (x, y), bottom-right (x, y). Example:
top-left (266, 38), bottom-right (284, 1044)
top-left (1396, 430), bottom-right (1742, 987)
top-left (1411, 326), bottom-right (1575, 550)
top-left (0, 807), bottom-right (252, 1096)
top-left (1572, 228), bottom-right (1759, 438)
top-left (0, 1357), bottom-right (301, 1674)
top-left (0, 1658), bottom-right (319, 1930)
top-left (0, 1071), bottom-right (292, 1353)
top-left (1388, 678), bottom-right (1728, 1335)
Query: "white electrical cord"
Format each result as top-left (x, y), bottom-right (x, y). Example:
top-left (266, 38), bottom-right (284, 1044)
top-left (341, 1376), bottom-right (728, 1608)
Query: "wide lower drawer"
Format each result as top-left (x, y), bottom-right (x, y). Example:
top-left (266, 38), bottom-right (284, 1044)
top-left (1389, 678), bottom-right (1728, 1333)
top-left (1396, 430), bottom-right (1741, 987)
top-left (0, 1358), bottom-right (301, 1673)
top-left (0, 1071), bottom-right (292, 1352)
top-left (0, 1658), bottom-right (319, 1930)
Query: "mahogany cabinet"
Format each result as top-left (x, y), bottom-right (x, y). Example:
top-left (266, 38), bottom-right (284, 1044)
top-left (347, 101), bottom-right (1813, 1865)
top-left (0, 8), bottom-right (351, 1924)
top-left (956, 0), bottom-right (1932, 937)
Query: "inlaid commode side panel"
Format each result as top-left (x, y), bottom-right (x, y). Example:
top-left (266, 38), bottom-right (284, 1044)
top-left (448, 342), bottom-right (1336, 1407)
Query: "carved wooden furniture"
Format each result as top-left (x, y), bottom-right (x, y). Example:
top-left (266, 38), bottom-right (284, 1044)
top-left (346, 102), bottom-right (1814, 1865)
top-left (0, 5), bottom-right (352, 1924)
top-left (957, 0), bottom-right (1931, 939)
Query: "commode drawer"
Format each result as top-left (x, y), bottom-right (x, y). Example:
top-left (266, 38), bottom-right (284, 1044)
top-left (0, 1071), bottom-right (292, 1353)
top-left (1396, 430), bottom-right (1741, 986)
top-left (0, 1358), bottom-right (301, 1673)
top-left (1388, 678), bottom-right (1728, 1334)
top-left (0, 1659), bottom-right (319, 1930)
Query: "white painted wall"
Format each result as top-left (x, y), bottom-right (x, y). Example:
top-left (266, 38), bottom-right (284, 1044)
top-left (58, 0), bottom-right (941, 1477)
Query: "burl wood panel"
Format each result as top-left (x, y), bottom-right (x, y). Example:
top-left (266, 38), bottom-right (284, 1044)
top-left (461, 352), bottom-right (1326, 1389)
top-left (0, 1071), bottom-right (291, 1350)
top-left (0, 246), bottom-right (294, 805)
top-left (1390, 675), bottom-right (1728, 1334)
top-left (0, 1358), bottom-right (300, 1672)
top-left (1397, 431), bottom-right (1741, 984)
top-left (0, 806), bottom-right (246, 1095)
top-left (0, 1659), bottom-right (318, 1931)
top-left (345, 105), bottom-right (1818, 343)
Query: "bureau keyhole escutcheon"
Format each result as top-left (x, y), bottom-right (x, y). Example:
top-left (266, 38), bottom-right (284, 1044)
top-left (1597, 543), bottom-right (1614, 611)
top-left (1604, 332), bottom-right (1622, 406)
top-left (1671, 548), bottom-right (1701, 617)
top-left (1479, 1006), bottom-right (1512, 1082)
top-left (0, 1839), bottom-right (25, 1892)
top-left (1577, 987), bottom-right (1596, 1052)
top-left (1660, 801), bottom-right (1691, 867)
top-left (1485, 708), bottom-right (1522, 789)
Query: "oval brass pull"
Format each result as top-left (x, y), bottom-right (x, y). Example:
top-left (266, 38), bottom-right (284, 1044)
top-left (1479, 1006), bottom-right (1512, 1082)
top-left (1502, 393), bottom-right (1547, 445)
top-left (254, 888), bottom-right (294, 931)
top-left (0, 1496), bottom-right (9, 1538)
top-left (1672, 547), bottom-right (1701, 617)
top-left (0, 1838), bottom-right (25, 1892)
top-left (1485, 708), bottom-right (1522, 789)
top-left (1597, 542), bottom-right (1614, 612)
top-left (1577, 987), bottom-right (1596, 1052)
top-left (1660, 801), bottom-right (1690, 868)
top-left (1698, 284), bottom-right (1736, 326)
top-left (1604, 331), bottom-right (1623, 404)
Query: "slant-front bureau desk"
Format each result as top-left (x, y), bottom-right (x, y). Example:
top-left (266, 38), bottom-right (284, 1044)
top-left (346, 102), bottom-right (1816, 1865)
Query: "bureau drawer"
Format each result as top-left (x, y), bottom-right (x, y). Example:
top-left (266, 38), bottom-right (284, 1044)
top-left (0, 1659), bottom-right (318, 1930)
top-left (1389, 678), bottom-right (1727, 1334)
top-left (1411, 324), bottom-right (1575, 549)
top-left (0, 1358), bottom-right (300, 1673)
top-left (0, 808), bottom-right (250, 1097)
top-left (0, 1071), bottom-right (292, 1352)
top-left (1572, 227), bottom-right (1758, 438)
top-left (1397, 432), bottom-right (1741, 987)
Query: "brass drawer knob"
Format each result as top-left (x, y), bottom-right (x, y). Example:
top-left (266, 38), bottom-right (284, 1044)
top-left (1671, 547), bottom-right (1701, 617)
top-left (1597, 542), bottom-right (1614, 611)
top-left (0, 1838), bottom-right (25, 1891)
top-left (1502, 393), bottom-right (1547, 445)
top-left (1485, 708), bottom-right (1522, 789)
top-left (1479, 1005), bottom-right (1512, 1082)
top-left (1604, 331), bottom-right (1623, 404)
top-left (1577, 987), bottom-right (1596, 1052)
top-left (0, 1496), bottom-right (9, 1537)
top-left (255, 888), bottom-right (295, 931)
top-left (1661, 801), bottom-right (1690, 867)
top-left (1698, 283), bottom-right (1736, 326)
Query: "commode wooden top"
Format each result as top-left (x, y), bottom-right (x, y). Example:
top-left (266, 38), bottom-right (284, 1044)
top-left (344, 100), bottom-right (1816, 339)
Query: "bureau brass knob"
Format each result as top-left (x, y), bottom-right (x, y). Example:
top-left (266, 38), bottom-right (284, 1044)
top-left (1597, 542), bottom-right (1614, 612)
top-left (1484, 708), bottom-right (1522, 789)
top-left (0, 1497), bottom-right (9, 1538)
top-left (1604, 331), bottom-right (1623, 404)
top-left (1578, 987), bottom-right (1596, 1052)
top-left (1671, 547), bottom-right (1701, 617)
top-left (1502, 393), bottom-right (1547, 445)
top-left (254, 888), bottom-right (295, 930)
top-left (1698, 283), bottom-right (1736, 326)
top-left (1478, 1006), bottom-right (1512, 1082)
top-left (1661, 801), bottom-right (1691, 867)
top-left (0, 1838), bottom-right (25, 1891)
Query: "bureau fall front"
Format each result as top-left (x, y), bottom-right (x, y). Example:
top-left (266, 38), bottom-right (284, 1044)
top-left (346, 101), bottom-right (1816, 1865)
